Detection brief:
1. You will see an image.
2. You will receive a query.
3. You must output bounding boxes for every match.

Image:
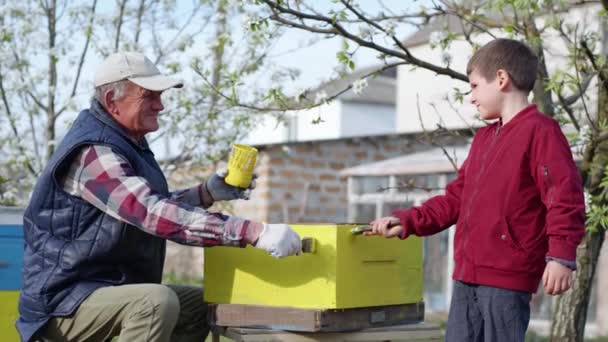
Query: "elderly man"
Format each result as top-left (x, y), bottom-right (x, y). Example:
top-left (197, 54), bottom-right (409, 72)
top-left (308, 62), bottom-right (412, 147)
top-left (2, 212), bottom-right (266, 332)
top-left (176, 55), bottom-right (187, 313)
top-left (16, 52), bottom-right (302, 342)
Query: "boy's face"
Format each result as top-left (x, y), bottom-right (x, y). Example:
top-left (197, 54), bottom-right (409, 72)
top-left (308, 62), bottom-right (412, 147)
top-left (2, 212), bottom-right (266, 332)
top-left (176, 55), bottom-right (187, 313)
top-left (468, 69), bottom-right (503, 121)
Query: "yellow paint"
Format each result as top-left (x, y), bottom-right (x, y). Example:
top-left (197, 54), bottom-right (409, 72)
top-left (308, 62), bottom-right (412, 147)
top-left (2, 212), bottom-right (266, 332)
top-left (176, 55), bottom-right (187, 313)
top-left (204, 224), bottom-right (422, 309)
top-left (0, 291), bottom-right (20, 342)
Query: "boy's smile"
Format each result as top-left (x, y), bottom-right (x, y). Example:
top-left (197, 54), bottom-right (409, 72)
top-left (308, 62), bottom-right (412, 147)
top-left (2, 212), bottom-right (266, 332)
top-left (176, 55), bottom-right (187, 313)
top-left (468, 69), bottom-right (503, 121)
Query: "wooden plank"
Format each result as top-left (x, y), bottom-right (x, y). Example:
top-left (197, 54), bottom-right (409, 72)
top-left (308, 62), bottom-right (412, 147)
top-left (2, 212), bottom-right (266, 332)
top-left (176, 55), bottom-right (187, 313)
top-left (209, 302), bottom-right (424, 332)
top-left (220, 322), bottom-right (443, 342)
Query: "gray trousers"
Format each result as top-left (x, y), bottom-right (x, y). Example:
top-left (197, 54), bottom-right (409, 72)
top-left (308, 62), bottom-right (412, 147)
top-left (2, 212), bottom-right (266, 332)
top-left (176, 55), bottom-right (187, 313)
top-left (39, 284), bottom-right (209, 342)
top-left (445, 280), bottom-right (532, 342)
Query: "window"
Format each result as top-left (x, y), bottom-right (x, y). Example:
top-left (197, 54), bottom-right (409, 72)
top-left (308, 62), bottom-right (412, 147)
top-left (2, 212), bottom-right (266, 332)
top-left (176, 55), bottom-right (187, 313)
top-left (382, 202), bottom-right (412, 216)
top-left (352, 203), bottom-right (376, 223)
top-left (446, 172), bottom-right (457, 183)
top-left (352, 176), bottom-right (389, 194)
top-left (395, 174), bottom-right (440, 191)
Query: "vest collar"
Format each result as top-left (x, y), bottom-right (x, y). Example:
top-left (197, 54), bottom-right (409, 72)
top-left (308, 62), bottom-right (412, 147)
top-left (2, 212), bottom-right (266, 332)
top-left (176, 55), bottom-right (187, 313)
top-left (89, 100), bottom-right (151, 151)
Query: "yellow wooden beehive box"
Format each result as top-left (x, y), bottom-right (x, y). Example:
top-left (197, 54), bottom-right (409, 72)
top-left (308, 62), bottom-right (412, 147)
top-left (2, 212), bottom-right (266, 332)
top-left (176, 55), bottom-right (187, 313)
top-left (204, 224), bottom-right (422, 309)
top-left (0, 291), bottom-right (20, 341)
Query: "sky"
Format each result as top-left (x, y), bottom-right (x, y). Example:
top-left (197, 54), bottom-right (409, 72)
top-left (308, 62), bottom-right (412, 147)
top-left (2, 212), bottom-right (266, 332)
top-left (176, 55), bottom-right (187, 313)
top-left (255, 1), bottom-right (430, 91)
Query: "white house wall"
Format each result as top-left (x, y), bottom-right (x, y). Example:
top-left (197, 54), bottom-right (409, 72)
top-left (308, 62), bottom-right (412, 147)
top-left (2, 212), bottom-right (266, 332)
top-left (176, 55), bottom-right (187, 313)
top-left (244, 101), bottom-right (343, 144)
top-left (397, 39), bottom-right (480, 133)
top-left (396, 4), bottom-right (601, 134)
top-left (296, 100), bottom-right (343, 141)
top-left (243, 115), bottom-right (289, 145)
top-left (339, 102), bottom-right (395, 137)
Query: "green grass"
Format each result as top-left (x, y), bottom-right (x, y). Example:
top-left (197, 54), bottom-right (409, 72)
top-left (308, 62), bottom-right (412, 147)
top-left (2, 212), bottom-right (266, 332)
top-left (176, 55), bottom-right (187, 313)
top-left (162, 272), bottom-right (204, 286)
top-left (525, 331), bottom-right (608, 342)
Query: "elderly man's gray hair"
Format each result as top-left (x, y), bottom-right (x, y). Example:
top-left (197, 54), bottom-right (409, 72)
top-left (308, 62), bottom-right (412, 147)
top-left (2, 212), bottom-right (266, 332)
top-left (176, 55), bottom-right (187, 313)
top-left (94, 80), bottom-right (129, 104)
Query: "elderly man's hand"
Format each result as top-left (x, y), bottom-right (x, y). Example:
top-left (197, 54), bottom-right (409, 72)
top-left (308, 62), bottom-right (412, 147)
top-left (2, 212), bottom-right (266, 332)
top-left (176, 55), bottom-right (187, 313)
top-left (206, 169), bottom-right (256, 202)
top-left (254, 223), bottom-right (302, 258)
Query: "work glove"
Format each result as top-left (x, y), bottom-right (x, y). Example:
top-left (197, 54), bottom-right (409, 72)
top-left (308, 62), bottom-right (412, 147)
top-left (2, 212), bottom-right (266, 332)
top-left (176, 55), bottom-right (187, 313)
top-left (206, 169), bottom-right (256, 201)
top-left (255, 223), bottom-right (302, 258)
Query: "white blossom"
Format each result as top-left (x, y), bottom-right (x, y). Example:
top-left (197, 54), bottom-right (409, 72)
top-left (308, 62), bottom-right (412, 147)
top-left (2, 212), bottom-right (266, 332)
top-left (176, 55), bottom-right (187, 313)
top-left (315, 91), bottom-right (327, 103)
top-left (1, 190), bottom-right (17, 203)
top-left (293, 88), bottom-right (307, 103)
top-left (385, 21), bottom-right (397, 36)
top-left (441, 51), bottom-right (453, 65)
top-left (358, 26), bottom-right (372, 40)
top-left (16, 155), bottom-right (28, 163)
top-left (429, 31), bottom-right (448, 47)
top-left (352, 78), bottom-right (368, 95)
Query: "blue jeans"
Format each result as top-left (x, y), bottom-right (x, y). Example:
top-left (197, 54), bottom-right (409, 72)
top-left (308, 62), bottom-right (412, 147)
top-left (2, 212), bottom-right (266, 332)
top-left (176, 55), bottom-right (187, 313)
top-left (445, 281), bottom-right (532, 342)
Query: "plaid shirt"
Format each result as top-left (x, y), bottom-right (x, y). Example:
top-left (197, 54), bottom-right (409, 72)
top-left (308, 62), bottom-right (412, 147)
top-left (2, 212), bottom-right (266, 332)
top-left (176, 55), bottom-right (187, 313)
top-left (60, 144), bottom-right (249, 247)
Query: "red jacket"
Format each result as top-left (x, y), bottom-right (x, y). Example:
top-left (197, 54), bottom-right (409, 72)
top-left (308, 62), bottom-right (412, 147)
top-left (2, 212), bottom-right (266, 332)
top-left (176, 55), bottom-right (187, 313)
top-left (393, 105), bottom-right (585, 293)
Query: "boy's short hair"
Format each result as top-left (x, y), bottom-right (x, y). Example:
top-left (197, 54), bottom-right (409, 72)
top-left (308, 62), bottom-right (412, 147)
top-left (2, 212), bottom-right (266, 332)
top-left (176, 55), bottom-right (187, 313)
top-left (466, 38), bottom-right (538, 92)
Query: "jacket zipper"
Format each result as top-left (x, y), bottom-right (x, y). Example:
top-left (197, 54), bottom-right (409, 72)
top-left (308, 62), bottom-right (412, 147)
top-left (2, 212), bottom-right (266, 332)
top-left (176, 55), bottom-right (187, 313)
top-left (459, 124), bottom-right (502, 279)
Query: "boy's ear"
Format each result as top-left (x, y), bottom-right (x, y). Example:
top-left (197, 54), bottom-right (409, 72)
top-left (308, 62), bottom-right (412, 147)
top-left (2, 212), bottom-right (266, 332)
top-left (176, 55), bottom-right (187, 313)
top-left (496, 69), bottom-right (510, 90)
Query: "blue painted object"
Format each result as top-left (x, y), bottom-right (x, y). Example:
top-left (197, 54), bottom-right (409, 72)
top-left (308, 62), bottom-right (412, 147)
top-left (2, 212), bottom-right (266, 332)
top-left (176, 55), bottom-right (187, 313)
top-left (0, 224), bottom-right (24, 291)
top-left (0, 207), bottom-right (25, 293)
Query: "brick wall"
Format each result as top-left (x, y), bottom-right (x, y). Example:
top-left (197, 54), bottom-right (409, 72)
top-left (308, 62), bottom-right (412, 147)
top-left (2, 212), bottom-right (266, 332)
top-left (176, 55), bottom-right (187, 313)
top-left (234, 132), bottom-right (470, 223)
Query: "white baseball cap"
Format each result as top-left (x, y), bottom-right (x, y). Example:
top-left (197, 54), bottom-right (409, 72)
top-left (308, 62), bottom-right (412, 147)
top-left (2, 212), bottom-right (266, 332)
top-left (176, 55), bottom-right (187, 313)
top-left (94, 52), bottom-right (183, 91)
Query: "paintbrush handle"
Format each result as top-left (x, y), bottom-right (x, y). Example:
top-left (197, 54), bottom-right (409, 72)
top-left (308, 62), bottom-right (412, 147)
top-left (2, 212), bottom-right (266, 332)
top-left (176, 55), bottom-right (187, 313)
top-left (351, 221), bottom-right (400, 235)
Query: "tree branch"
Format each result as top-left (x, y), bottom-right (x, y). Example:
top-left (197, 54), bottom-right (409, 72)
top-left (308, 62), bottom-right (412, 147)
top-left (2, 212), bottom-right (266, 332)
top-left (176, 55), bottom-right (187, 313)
top-left (153, 3), bottom-right (205, 65)
top-left (561, 73), bottom-right (594, 106)
top-left (57, 0), bottom-right (98, 117)
top-left (134, 0), bottom-right (146, 46)
top-left (114, 0), bottom-right (127, 52)
top-left (557, 91), bottom-right (581, 131)
top-left (0, 68), bottom-right (37, 175)
top-left (581, 39), bottom-right (608, 93)
top-left (261, 0), bottom-right (468, 82)
top-left (193, 61), bottom-right (407, 113)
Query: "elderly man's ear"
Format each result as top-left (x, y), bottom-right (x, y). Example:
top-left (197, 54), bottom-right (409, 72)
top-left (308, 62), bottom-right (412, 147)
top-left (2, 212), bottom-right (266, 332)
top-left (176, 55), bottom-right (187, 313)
top-left (103, 90), bottom-right (118, 115)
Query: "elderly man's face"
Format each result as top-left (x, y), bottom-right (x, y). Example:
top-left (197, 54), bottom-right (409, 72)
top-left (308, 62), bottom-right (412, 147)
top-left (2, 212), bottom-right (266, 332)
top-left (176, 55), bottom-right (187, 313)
top-left (111, 82), bottom-right (164, 140)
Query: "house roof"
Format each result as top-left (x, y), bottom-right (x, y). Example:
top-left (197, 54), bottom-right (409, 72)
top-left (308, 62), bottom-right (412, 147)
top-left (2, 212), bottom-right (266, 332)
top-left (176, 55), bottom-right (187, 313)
top-left (340, 145), bottom-right (471, 176)
top-left (402, 2), bottom-right (593, 48)
top-left (402, 14), bottom-right (468, 48)
top-left (339, 142), bottom-right (584, 177)
top-left (308, 64), bottom-right (397, 105)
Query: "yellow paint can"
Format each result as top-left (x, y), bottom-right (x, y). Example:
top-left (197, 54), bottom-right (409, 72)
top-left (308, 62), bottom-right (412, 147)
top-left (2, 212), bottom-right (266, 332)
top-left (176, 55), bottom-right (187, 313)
top-left (225, 144), bottom-right (258, 188)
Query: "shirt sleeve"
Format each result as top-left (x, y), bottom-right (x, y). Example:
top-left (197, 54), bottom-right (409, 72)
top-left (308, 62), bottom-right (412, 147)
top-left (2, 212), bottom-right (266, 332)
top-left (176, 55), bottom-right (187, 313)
top-left (61, 144), bottom-right (250, 247)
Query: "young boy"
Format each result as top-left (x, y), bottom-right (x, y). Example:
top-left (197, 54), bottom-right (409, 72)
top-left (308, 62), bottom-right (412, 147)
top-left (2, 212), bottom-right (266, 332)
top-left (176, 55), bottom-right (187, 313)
top-left (367, 38), bottom-right (585, 341)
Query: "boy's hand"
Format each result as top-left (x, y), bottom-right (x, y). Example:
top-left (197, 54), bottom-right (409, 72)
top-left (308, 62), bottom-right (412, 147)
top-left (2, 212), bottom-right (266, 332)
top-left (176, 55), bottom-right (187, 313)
top-left (364, 216), bottom-right (403, 238)
top-left (542, 260), bottom-right (573, 295)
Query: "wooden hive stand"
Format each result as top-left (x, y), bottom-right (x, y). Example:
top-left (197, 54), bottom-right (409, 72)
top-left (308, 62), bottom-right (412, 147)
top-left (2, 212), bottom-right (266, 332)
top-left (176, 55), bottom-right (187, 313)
top-left (210, 322), bottom-right (444, 342)
top-left (208, 303), bottom-right (444, 341)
